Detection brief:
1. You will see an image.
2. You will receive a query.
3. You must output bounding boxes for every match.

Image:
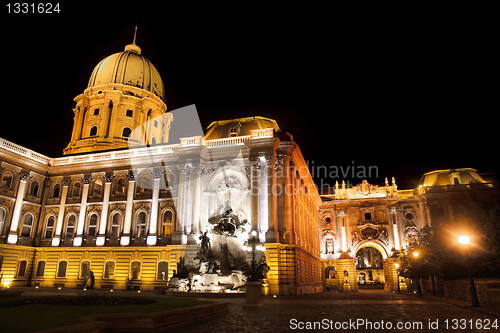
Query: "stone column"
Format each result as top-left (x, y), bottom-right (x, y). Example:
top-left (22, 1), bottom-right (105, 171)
top-left (147, 170), bottom-right (161, 245)
top-left (390, 207), bottom-right (401, 250)
top-left (51, 177), bottom-right (70, 247)
top-left (383, 257), bottom-right (399, 292)
top-left (120, 173), bottom-right (136, 246)
top-left (173, 164), bottom-right (189, 245)
top-left (265, 156), bottom-right (278, 243)
top-left (95, 174), bottom-right (112, 246)
top-left (7, 171), bottom-right (30, 244)
top-left (250, 158), bottom-right (262, 232)
top-left (337, 210), bottom-right (348, 252)
top-left (188, 163), bottom-right (203, 244)
top-left (278, 142), bottom-right (296, 244)
top-left (74, 175), bottom-right (91, 246)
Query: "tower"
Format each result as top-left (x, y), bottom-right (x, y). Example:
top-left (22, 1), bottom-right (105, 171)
top-left (64, 27), bottom-right (172, 155)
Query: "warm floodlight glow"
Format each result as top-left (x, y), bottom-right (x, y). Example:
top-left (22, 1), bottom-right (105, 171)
top-left (395, 263), bottom-right (399, 270)
top-left (251, 230), bottom-right (257, 237)
top-left (413, 252), bottom-right (418, 258)
top-left (458, 235), bottom-right (471, 245)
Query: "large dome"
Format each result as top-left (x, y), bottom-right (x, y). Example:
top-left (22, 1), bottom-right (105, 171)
top-left (87, 43), bottom-right (165, 101)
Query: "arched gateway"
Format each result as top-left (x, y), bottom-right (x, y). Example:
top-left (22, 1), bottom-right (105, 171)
top-left (353, 241), bottom-right (389, 289)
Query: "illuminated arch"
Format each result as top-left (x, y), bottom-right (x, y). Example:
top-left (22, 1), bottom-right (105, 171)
top-left (353, 240), bottom-right (389, 260)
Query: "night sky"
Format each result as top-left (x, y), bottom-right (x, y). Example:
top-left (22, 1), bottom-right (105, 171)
top-left (2, 6), bottom-right (497, 189)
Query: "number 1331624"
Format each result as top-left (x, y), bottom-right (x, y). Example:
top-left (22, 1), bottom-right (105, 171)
top-left (6, 3), bottom-right (60, 13)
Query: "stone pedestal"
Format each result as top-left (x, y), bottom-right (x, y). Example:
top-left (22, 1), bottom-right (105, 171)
top-left (343, 282), bottom-right (351, 292)
top-left (204, 274), bottom-right (219, 286)
top-left (243, 281), bottom-right (263, 310)
top-left (335, 255), bottom-right (358, 292)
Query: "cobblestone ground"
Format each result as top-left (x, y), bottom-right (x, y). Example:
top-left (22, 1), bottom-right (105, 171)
top-left (167, 291), bottom-right (500, 333)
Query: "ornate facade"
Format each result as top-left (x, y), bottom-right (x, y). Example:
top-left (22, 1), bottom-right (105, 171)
top-left (0, 37), bottom-right (322, 295)
top-left (319, 169), bottom-right (496, 292)
top-left (0, 34), bottom-right (496, 295)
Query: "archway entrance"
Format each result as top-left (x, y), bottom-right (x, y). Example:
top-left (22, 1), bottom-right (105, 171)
top-left (355, 242), bottom-right (388, 290)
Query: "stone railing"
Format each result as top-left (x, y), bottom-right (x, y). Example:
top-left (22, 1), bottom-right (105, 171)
top-left (1, 128), bottom-right (275, 167)
top-left (0, 137), bottom-right (51, 165)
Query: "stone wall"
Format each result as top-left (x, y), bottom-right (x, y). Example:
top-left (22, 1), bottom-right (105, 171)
top-left (443, 278), bottom-right (500, 304)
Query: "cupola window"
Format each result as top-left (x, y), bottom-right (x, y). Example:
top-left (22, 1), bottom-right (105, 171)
top-left (126, 109), bottom-right (133, 117)
top-left (122, 127), bottom-right (131, 139)
top-left (229, 127), bottom-right (238, 137)
top-left (89, 126), bottom-right (98, 137)
top-left (93, 108), bottom-right (100, 115)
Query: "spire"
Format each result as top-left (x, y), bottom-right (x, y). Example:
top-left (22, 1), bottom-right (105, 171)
top-left (132, 23), bottom-right (138, 45)
top-left (124, 24), bottom-right (141, 54)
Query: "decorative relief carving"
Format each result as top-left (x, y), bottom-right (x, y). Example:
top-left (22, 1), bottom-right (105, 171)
top-left (83, 175), bottom-right (93, 184)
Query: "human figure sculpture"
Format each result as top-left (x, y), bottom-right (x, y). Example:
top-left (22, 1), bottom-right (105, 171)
top-left (256, 256), bottom-right (271, 279)
top-left (344, 270), bottom-right (349, 284)
top-left (199, 231), bottom-right (211, 260)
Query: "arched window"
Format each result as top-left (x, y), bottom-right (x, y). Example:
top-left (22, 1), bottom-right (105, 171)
top-left (80, 261), bottom-right (91, 279)
top-left (122, 127), bottom-right (131, 138)
top-left (115, 178), bottom-right (126, 194)
top-left (104, 261), bottom-right (115, 279)
top-left (52, 183), bottom-right (61, 198)
top-left (0, 207), bottom-right (6, 235)
top-left (65, 215), bottom-right (76, 239)
top-left (87, 213), bottom-right (98, 238)
top-left (71, 181), bottom-right (81, 197)
top-left (89, 126), bottom-right (98, 137)
top-left (29, 180), bottom-right (39, 197)
top-left (130, 261), bottom-right (141, 280)
top-left (135, 211), bottom-right (147, 238)
top-left (92, 178), bottom-right (103, 196)
top-left (110, 212), bottom-right (121, 238)
top-left (1, 171), bottom-right (13, 189)
top-left (17, 260), bottom-right (27, 277)
top-left (44, 216), bottom-right (55, 239)
top-left (161, 210), bottom-right (173, 236)
top-left (57, 261), bottom-right (68, 278)
top-left (157, 262), bottom-right (168, 281)
top-left (35, 261), bottom-right (46, 277)
top-left (137, 174), bottom-right (151, 193)
top-left (166, 174), bottom-right (175, 189)
top-left (20, 213), bottom-right (33, 238)
top-left (151, 137), bottom-right (157, 145)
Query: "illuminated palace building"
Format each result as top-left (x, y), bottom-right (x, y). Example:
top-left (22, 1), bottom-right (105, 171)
top-left (0, 36), bottom-right (496, 294)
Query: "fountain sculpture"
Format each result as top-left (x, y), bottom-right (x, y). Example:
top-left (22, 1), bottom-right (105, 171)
top-left (168, 203), bottom-right (263, 293)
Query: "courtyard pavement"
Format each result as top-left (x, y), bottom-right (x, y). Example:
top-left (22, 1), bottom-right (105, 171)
top-left (167, 290), bottom-right (500, 333)
top-left (3, 287), bottom-right (500, 332)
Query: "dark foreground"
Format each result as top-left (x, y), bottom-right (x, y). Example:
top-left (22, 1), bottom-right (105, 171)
top-left (167, 290), bottom-right (500, 333)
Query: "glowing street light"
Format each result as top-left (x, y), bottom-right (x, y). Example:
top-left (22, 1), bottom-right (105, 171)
top-left (458, 234), bottom-right (480, 307)
top-left (412, 251), bottom-right (422, 296)
top-left (458, 235), bottom-right (470, 245)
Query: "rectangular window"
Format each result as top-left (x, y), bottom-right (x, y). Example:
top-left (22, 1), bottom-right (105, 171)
top-left (364, 212), bottom-right (372, 221)
top-left (157, 262), bottom-right (168, 280)
top-left (57, 261), bottom-right (68, 278)
top-left (104, 261), bottom-right (115, 279)
top-left (94, 108), bottom-right (100, 115)
top-left (154, 120), bottom-right (158, 128)
top-left (229, 127), bottom-right (237, 137)
top-left (126, 109), bottom-right (133, 117)
top-left (35, 261), bottom-right (46, 277)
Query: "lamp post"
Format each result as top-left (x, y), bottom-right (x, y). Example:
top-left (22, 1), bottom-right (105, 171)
top-left (395, 263), bottom-right (400, 293)
top-left (458, 235), bottom-right (480, 307)
top-left (413, 251), bottom-right (422, 296)
top-left (242, 230), bottom-right (265, 309)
